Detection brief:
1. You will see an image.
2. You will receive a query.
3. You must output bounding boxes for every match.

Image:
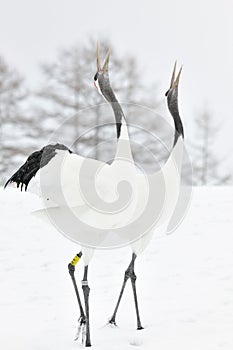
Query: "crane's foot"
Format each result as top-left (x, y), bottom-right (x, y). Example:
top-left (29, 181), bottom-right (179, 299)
top-left (74, 315), bottom-right (87, 343)
top-left (108, 317), bottom-right (118, 327)
top-left (137, 325), bottom-right (144, 330)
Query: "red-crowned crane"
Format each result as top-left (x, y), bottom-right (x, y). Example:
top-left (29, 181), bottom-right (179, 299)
top-left (5, 48), bottom-right (184, 347)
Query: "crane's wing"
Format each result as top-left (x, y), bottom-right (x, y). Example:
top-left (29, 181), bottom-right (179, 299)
top-left (4, 143), bottom-right (112, 207)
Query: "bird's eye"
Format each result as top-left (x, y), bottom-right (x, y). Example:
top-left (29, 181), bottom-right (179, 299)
top-left (94, 72), bottom-right (98, 81)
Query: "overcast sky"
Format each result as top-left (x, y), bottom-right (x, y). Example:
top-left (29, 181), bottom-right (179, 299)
top-left (0, 0), bottom-right (232, 169)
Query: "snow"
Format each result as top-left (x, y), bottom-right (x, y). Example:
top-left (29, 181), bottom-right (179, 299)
top-left (0, 186), bottom-right (233, 350)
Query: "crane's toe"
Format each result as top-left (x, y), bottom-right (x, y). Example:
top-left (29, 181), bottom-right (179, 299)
top-left (107, 318), bottom-right (118, 327)
top-left (74, 315), bottom-right (86, 342)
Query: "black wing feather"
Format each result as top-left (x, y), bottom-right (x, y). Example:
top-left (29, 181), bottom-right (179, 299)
top-left (4, 143), bottom-right (72, 191)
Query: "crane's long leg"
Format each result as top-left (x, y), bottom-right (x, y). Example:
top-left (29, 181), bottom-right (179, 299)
top-left (68, 252), bottom-right (86, 341)
top-left (130, 253), bottom-right (144, 330)
top-left (109, 253), bottom-right (143, 330)
top-left (82, 265), bottom-right (91, 347)
top-left (108, 258), bottom-right (132, 326)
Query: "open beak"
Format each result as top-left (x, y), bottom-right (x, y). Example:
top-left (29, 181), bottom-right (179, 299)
top-left (97, 43), bottom-right (110, 73)
top-left (170, 61), bottom-right (183, 90)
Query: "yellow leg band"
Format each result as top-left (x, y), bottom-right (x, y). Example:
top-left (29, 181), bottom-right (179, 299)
top-left (70, 254), bottom-right (81, 266)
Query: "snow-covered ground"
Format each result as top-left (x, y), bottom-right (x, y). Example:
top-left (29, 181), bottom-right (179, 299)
top-left (1, 187), bottom-right (233, 350)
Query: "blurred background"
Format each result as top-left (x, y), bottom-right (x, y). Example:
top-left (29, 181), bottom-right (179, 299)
top-left (0, 0), bottom-right (232, 186)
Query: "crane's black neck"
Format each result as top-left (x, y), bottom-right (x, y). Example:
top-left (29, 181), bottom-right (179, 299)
top-left (97, 72), bottom-right (126, 139)
top-left (110, 101), bottom-right (124, 139)
top-left (103, 87), bottom-right (125, 139)
top-left (167, 91), bottom-right (184, 147)
top-left (173, 114), bottom-right (184, 146)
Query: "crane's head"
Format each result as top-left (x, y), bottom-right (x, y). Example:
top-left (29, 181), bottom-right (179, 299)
top-left (165, 61), bottom-right (183, 103)
top-left (94, 44), bottom-right (114, 102)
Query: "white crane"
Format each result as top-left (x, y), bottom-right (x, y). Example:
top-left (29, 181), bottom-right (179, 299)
top-left (4, 47), bottom-right (184, 347)
top-left (4, 46), bottom-right (136, 347)
top-left (107, 61), bottom-right (184, 331)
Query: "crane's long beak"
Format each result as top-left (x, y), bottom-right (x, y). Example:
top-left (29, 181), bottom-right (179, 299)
top-left (97, 42), bottom-right (101, 72)
top-left (170, 61), bottom-right (183, 89)
top-left (96, 43), bottom-right (110, 72)
top-left (102, 49), bottom-right (110, 72)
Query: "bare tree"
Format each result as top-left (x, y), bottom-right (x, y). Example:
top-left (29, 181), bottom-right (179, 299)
top-left (186, 110), bottom-right (231, 185)
top-left (0, 56), bottom-right (29, 184)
